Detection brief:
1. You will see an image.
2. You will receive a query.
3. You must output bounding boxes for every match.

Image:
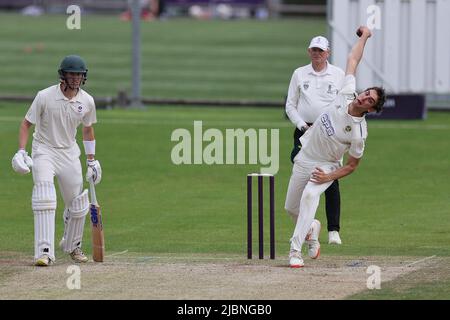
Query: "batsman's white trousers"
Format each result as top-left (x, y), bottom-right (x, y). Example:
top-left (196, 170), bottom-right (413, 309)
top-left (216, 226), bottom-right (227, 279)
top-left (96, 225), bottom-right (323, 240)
top-left (284, 159), bottom-right (338, 252)
top-left (31, 140), bottom-right (83, 260)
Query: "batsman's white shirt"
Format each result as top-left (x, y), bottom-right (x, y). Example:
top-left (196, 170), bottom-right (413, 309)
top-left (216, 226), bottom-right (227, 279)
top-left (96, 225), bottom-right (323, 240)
top-left (26, 84), bottom-right (97, 149)
top-left (296, 75), bottom-right (367, 165)
top-left (285, 62), bottom-right (345, 129)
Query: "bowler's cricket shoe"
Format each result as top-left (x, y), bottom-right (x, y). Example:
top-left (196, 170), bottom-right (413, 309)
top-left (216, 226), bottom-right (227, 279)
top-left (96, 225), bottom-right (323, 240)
top-left (35, 254), bottom-right (53, 267)
top-left (70, 247), bottom-right (88, 263)
top-left (305, 219), bottom-right (321, 259)
top-left (328, 231), bottom-right (342, 245)
top-left (289, 250), bottom-right (304, 268)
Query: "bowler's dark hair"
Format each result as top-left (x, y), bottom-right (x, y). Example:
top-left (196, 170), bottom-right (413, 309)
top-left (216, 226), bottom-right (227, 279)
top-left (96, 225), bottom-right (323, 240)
top-left (365, 86), bottom-right (386, 113)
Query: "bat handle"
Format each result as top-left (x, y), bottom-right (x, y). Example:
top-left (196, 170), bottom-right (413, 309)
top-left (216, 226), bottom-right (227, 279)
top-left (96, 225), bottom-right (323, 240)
top-left (89, 178), bottom-right (98, 206)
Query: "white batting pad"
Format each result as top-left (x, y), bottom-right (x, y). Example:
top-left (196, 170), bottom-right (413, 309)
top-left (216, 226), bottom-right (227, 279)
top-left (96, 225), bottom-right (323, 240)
top-left (63, 208), bottom-right (69, 228)
top-left (32, 182), bottom-right (57, 211)
top-left (61, 190), bottom-right (89, 253)
top-left (34, 210), bottom-right (55, 261)
top-left (32, 182), bottom-right (57, 261)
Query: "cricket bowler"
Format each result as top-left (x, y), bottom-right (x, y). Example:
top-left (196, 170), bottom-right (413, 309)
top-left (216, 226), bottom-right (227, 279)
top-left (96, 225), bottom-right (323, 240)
top-left (12, 55), bottom-right (102, 266)
top-left (284, 26), bottom-right (386, 268)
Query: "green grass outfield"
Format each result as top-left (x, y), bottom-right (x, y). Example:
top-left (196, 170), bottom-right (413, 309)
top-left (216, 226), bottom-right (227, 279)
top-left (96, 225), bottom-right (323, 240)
top-left (0, 13), bottom-right (324, 101)
top-left (2, 104), bottom-right (450, 299)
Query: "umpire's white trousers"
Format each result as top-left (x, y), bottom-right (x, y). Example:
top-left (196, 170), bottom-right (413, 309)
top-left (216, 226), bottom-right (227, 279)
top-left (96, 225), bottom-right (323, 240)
top-left (284, 159), bottom-right (338, 252)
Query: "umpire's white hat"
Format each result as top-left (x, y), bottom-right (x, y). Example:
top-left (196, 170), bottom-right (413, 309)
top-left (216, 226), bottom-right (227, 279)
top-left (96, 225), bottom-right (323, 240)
top-left (308, 36), bottom-right (329, 51)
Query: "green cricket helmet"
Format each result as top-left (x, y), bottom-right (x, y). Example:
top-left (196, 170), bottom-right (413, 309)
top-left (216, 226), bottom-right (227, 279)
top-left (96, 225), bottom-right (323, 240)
top-left (58, 55), bottom-right (88, 84)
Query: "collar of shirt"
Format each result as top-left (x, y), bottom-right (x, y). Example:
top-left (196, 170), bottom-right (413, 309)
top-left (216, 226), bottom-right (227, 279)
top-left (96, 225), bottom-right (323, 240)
top-left (307, 61), bottom-right (331, 76)
top-left (344, 99), bottom-right (365, 123)
top-left (55, 84), bottom-right (83, 102)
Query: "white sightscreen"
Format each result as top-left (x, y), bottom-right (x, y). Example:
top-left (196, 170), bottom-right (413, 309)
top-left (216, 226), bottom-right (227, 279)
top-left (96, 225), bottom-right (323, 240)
top-left (328, 0), bottom-right (450, 94)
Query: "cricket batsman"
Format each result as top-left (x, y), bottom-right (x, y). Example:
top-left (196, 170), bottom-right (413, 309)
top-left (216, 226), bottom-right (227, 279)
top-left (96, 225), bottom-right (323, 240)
top-left (12, 55), bottom-right (102, 266)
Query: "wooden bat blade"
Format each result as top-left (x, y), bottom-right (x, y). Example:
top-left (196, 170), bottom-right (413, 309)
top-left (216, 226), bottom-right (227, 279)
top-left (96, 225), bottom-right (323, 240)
top-left (90, 203), bottom-right (105, 262)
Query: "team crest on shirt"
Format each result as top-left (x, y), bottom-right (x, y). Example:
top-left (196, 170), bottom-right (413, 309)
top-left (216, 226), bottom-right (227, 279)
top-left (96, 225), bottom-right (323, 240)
top-left (77, 104), bottom-right (84, 113)
top-left (303, 81), bottom-right (309, 90)
top-left (327, 84), bottom-right (338, 95)
top-left (344, 125), bottom-right (352, 132)
top-left (327, 84), bottom-right (333, 94)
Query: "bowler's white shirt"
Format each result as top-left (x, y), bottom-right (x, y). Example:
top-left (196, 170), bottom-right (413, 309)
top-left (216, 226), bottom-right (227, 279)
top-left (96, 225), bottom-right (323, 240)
top-left (286, 62), bottom-right (345, 129)
top-left (298, 75), bottom-right (368, 164)
top-left (26, 84), bottom-right (97, 149)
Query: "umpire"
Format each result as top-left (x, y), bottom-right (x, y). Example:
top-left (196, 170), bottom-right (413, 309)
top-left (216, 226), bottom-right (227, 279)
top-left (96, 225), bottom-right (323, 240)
top-left (285, 36), bottom-right (344, 245)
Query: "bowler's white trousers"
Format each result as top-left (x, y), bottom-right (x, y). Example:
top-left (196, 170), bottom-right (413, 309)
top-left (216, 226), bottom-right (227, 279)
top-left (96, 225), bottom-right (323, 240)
top-left (284, 158), bottom-right (339, 252)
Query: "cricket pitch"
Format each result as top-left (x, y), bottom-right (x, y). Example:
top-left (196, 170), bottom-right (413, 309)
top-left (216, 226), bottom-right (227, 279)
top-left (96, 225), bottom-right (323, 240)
top-left (0, 252), bottom-right (444, 300)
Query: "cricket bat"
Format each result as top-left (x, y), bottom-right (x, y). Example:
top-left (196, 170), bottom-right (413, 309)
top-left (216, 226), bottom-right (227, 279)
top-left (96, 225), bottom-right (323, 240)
top-left (89, 179), bottom-right (105, 262)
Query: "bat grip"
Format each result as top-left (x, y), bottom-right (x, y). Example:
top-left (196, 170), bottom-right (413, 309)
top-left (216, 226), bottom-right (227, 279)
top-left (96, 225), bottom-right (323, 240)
top-left (89, 179), bottom-right (98, 205)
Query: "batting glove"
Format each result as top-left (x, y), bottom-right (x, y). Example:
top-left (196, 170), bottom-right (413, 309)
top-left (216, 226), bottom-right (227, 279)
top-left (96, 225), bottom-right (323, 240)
top-left (12, 149), bottom-right (33, 174)
top-left (86, 159), bottom-right (102, 184)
